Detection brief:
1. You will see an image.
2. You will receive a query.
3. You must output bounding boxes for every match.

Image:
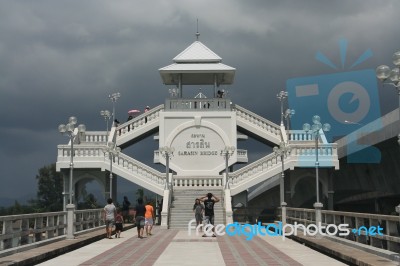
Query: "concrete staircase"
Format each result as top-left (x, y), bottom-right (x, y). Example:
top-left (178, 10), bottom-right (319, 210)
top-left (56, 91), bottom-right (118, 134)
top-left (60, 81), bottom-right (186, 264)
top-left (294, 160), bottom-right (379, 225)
top-left (169, 188), bottom-right (225, 229)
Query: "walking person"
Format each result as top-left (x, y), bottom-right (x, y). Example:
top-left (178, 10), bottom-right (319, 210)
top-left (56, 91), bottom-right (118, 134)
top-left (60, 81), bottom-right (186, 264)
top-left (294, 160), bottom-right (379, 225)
top-left (200, 193), bottom-right (220, 237)
top-left (133, 198), bottom-right (146, 239)
top-left (103, 198), bottom-right (117, 239)
top-left (157, 199), bottom-right (163, 225)
top-left (193, 199), bottom-right (204, 232)
top-left (115, 209), bottom-right (123, 238)
top-left (122, 196), bottom-right (131, 223)
top-left (144, 106), bottom-right (150, 123)
top-left (145, 201), bottom-right (155, 236)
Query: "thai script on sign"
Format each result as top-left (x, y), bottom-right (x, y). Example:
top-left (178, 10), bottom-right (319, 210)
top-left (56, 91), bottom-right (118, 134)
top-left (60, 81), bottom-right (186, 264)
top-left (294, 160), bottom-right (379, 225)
top-left (186, 139), bottom-right (210, 149)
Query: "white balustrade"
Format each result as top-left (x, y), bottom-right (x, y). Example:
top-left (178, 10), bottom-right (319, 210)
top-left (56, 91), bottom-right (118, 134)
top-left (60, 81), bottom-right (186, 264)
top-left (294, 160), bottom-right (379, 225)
top-left (116, 104), bottom-right (163, 138)
top-left (0, 209), bottom-right (104, 253)
top-left (57, 144), bottom-right (165, 189)
top-left (82, 131), bottom-right (108, 143)
top-left (233, 105), bottom-right (281, 139)
top-left (284, 207), bottom-right (400, 253)
top-left (173, 176), bottom-right (223, 187)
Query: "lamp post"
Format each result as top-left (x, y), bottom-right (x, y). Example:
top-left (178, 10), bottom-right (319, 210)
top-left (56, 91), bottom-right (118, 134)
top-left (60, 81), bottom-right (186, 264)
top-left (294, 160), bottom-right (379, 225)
top-left (303, 115), bottom-right (331, 224)
top-left (102, 143), bottom-right (121, 199)
top-left (58, 116), bottom-right (86, 239)
top-left (284, 109), bottom-right (295, 140)
top-left (100, 110), bottom-right (111, 142)
top-left (220, 146), bottom-right (235, 189)
top-left (376, 51), bottom-right (400, 146)
top-left (273, 141), bottom-right (291, 224)
top-left (277, 91), bottom-right (288, 127)
top-left (160, 146), bottom-right (175, 190)
top-left (109, 92), bottom-right (121, 125)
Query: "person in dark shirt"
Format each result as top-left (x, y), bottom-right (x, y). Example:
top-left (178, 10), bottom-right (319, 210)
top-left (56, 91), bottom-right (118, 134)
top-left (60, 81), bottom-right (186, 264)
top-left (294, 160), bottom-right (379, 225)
top-left (200, 193), bottom-right (220, 237)
top-left (122, 196), bottom-right (131, 223)
top-left (134, 198), bottom-right (146, 239)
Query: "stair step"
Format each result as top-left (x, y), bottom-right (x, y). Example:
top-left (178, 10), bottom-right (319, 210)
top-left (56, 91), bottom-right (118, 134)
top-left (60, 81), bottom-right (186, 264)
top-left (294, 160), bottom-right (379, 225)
top-left (168, 188), bottom-right (225, 229)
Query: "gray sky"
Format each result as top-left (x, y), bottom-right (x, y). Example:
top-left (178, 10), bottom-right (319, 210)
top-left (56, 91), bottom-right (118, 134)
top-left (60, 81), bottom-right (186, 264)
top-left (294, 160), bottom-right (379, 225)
top-left (1, 0), bottom-right (399, 202)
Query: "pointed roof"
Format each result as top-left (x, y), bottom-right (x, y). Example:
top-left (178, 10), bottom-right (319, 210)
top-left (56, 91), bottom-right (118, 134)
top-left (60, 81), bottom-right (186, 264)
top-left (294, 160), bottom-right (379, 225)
top-left (173, 41), bottom-right (222, 63)
top-left (159, 40), bottom-right (236, 85)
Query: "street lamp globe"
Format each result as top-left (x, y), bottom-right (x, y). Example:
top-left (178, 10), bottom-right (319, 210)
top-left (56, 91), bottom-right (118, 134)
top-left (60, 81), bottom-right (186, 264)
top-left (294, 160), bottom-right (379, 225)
top-left (312, 115), bottom-right (320, 124)
top-left (69, 116), bottom-right (77, 125)
top-left (323, 123), bottom-right (331, 132)
top-left (393, 51), bottom-right (400, 66)
top-left (389, 68), bottom-right (400, 83)
top-left (58, 124), bottom-right (66, 133)
top-left (78, 124), bottom-right (86, 133)
top-left (376, 65), bottom-right (391, 81)
top-left (302, 123), bottom-right (310, 132)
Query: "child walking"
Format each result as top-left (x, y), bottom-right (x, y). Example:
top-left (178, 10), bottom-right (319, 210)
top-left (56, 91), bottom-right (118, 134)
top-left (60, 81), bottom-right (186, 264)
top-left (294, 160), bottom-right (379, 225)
top-left (115, 209), bottom-right (124, 238)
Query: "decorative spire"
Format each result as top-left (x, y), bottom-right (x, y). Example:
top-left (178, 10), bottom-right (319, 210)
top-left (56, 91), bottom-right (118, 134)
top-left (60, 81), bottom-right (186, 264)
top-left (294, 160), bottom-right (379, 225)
top-left (195, 19), bottom-right (200, 41)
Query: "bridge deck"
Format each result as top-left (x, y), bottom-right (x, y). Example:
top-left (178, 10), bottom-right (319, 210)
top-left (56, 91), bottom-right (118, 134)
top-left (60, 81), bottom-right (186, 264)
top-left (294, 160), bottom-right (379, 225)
top-left (1, 226), bottom-right (398, 266)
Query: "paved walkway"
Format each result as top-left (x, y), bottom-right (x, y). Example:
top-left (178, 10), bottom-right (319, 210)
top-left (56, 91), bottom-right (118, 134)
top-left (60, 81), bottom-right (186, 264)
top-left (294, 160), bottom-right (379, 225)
top-left (36, 227), bottom-right (348, 266)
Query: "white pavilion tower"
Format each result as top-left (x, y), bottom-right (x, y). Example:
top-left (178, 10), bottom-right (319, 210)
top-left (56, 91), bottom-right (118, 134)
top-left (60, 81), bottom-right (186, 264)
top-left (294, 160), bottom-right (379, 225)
top-left (157, 38), bottom-right (247, 177)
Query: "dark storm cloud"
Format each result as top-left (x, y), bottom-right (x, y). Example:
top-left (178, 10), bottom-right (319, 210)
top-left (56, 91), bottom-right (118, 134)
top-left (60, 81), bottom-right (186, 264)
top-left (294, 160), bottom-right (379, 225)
top-left (0, 0), bottom-right (399, 200)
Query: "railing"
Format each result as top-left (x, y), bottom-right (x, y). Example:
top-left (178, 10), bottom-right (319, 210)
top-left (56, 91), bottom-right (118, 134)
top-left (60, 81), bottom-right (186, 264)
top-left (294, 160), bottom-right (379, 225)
top-left (289, 143), bottom-right (337, 157)
top-left (233, 104), bottom-right (281, 142)
top-left (116, 104), bottom-right (164, 138)
top-left (288, 130), bottom-right (329, 144)
top-left (230, 152), bottom-right (281, 187)
top-left (230, 142), bottom-right (338, 190)
top-left (82, 131), bottom-right (108, 144)
top-left (165, 98), bottom-right (231, 111)
top-left (57, 145), bottom-right (104, 159)
top-left (154, 149), bottom-right (248, 164)
top-left (111, 152), bottom-right (165, 188)
top-left (285, 207), bottom-right (400, 253)
top-left (236, 149), bottom-right (248, 162)
top-left (57, 144), bottom-right (165, 190)
top-left (173, 176), bottom-right (223, 187)
top-left (0, 209), bottom-right (104, 253)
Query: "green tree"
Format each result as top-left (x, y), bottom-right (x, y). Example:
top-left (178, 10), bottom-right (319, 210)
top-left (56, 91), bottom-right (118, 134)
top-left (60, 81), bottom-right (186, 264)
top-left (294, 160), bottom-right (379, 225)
top-left (36, 163), bottom-right (63, 212)
top-left (136, 188), bottom-right (144, 200)
top-left (78, 193), bottom-right (100, 209)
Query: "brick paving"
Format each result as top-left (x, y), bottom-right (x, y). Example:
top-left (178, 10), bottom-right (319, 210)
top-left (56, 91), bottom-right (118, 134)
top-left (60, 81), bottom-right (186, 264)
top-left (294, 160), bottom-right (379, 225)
top-left (4, 225), bottom-right (399, 265)
top-left (79, 230), bottom-right (179, 266)
top-left (75, 229), bottom-right (325, 266)
top-left (217, 234), bottom-right (302, 266)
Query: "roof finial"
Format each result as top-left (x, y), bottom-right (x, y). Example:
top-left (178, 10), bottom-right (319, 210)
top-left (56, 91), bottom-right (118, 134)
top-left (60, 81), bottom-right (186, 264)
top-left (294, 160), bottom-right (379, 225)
top-left (195, 19), bottom-right (200, 41)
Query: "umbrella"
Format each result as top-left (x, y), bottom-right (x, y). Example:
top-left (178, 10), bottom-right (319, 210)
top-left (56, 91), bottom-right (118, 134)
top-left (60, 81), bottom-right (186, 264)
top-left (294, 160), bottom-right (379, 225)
top-left (128, 109), bottom-right (141, 115)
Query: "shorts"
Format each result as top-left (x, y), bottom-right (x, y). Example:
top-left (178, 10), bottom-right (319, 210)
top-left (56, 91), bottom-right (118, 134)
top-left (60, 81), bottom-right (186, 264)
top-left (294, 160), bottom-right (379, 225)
top-left (204, 215), bottom-right (214, 225)
top-left (136, 216), bottom-right (145, 228)
top-left (105, 219), bottom-right (114, 228)
top-left (195, 214), bottom-right (203, 223)
top-left (115, 223), bottom-right (123, 231)
top-left (145, 218), bottom-right (153, 226)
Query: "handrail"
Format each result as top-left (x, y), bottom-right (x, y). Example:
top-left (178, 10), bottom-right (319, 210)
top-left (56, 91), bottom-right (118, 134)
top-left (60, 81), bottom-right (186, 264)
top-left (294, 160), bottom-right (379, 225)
top-left (165, 98), bottom-right (231, 111)
top-left (173, 176), bottom-right (223, 187)
top-left (0, 209), bottom-right (104, 253)
top-left (230, 142), bottom-right (338, 189)
top-left (233, 104), bottom-right (281, 139)
top-left (112, 152), bottom-right (165, 182)
top-left (116, 104), bottom-right (164, 137)
top-left (284, 207), bottom-right (400, 253)
top-left (57, 144), bottom-right (165, 191)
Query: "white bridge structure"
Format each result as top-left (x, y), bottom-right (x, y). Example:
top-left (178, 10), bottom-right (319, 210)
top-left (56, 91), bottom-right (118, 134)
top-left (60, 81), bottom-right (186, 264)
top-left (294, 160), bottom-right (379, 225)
top-left (56, 38), bottom-right (339, 228)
